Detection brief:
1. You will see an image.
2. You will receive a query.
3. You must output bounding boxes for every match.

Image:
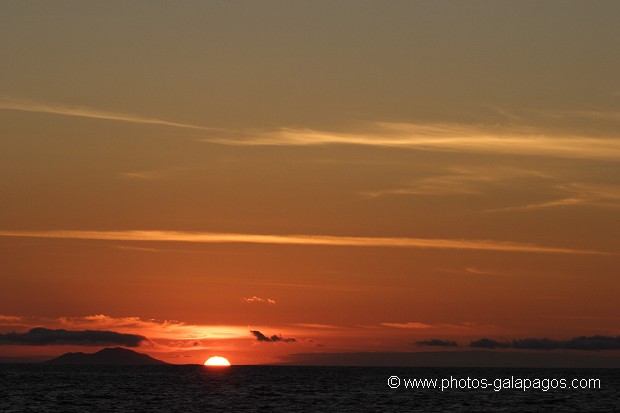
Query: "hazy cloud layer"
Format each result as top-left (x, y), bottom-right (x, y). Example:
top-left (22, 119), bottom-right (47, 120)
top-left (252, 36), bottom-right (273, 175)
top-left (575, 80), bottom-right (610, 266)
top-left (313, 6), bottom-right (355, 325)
top-left (250, 330), bottom-right (296, 343)
top-left (0, 327), bottom-right (146, 347)
top-left (0, 230), bottom-right (606, 255)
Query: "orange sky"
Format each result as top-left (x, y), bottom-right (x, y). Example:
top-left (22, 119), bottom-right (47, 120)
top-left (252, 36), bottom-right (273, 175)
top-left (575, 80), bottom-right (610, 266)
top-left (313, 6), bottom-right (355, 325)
top-left (1, 1), bottom-right (619, 365)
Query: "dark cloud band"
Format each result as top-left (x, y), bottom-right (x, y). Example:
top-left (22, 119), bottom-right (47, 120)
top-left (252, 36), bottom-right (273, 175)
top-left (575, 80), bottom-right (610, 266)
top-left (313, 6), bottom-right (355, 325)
top-left (470, 335), bottom-right (620, 351)
top-left (0, 327), bottom-right (146, 347)
top-left (416, 339), bottom-right (458, 347)
top-left (250, 330), bottom-right (296, 343)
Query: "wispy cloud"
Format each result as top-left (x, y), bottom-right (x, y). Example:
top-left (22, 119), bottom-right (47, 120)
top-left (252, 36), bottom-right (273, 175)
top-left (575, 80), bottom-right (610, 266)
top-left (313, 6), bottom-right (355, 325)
top-left (203, 122), bottom-right (620, 160)
top-left (362, 166), bottom-right (548, 198)
top-left (291, 323), bottom-right (340, 329)
top-left (0, 315), bottom-right (23, 323)
top-left (463, 267), bottom-right (502, 276)
top-left (381, 321), bottom-right (495, 332)
top-left (120, 171), bottom-right (162, 180)
top-left (538, 108), bottom-right (620, 123)
top-left (381, 322), bottom-right (434, 329)
top-left (0, 97), bottom-right (219, 131)
top-left (6, 97), bottom-right (620, 160)
top-left (362, 174), bottom-right (482, 198)
top-left (242, 281), bottom-right (368, 293)
top-left (113, 245), bottom-right (162, 253)
top-left (241, 296), bottom-right (276, 305)
top-left (489, 183), bottom-right (620, 212)
top-left (0, 229), bottom-right (607, 255)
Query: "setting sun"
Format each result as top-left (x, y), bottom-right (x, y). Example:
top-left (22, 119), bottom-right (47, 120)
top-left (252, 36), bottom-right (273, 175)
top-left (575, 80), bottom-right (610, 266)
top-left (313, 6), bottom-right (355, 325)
top-left (204, 356), bottom-right (231, 367)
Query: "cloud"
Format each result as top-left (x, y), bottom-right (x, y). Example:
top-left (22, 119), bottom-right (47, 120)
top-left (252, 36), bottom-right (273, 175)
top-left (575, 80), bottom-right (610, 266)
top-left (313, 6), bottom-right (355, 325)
top-left (250, 330), bottom-right (296, 343)
top-left (57, 314), bottom-right (250, 341)
top-left (201, 122), bottom-right (620, 160)
top-left (470, 338), bottom-right (511, 349)
top-left (0, 314), bottom-right (320, 356)
top-left (513, 336), bottom-right (620, 351)
top-left (113, 245), bottom-right (162, 253)
top-left (362, 166), bottom-right (548, 199)
top-left (362, 175), bottom-right (481, 198)
top-left (0, 229), bottom-right (607, 255)
top-left (538, 108), bottom-right (620, 123)
top-left (0, 97), bottom-right (219, 131)
top-left (565, 336), bottom-right (620, 350)
top-left (470, 336), bottom-right (620, 351)
top-left (240, 281), bottom-right (366, 293)
top-left (416, 339), bottom-right (458, 347)
top-left (463, 267), bottom-right (501, 276)
top-left (250, 330), bottom-right (272, 342)
top-left (489, 183), bottom-right (620, 212)
top-left (5, 98), bottom-right (620, 161)
top-left (381, 322), bottom-right (433, 329)
top-left (241, 296), bottom-right (276, 305)
top-left (120, 171), bottom-right (162, 180)
top-left (0, 315), bottom-right (23, 323)
top-left (511, 338), bottom-right (562, 350)
top-left (0, 314), bottom-right (289, 347)
top-left (292, 323), bottom-right (340, 329)
top-left (0, 327), bottom-right (146, 347)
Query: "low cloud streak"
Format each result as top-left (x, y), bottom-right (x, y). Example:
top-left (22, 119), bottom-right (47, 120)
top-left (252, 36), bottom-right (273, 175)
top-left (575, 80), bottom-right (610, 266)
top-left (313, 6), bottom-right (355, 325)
top-left (489, 183), bottom-right (620, 212)
top-left (4, 98), bottom-right (619, 161)
top-left (0, 97), bottom-right (219, 131)
top-left (381, 322), bottom-right (433, 329)
top-left (205, 122), bottom-right (620, 160)
top-left (0, 230), bottom-right (606, 255)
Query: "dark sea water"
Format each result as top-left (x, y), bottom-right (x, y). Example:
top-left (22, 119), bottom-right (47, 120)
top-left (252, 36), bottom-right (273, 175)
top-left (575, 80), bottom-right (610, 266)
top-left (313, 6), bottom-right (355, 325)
top-left (1, 365), bottom-right (618, 412)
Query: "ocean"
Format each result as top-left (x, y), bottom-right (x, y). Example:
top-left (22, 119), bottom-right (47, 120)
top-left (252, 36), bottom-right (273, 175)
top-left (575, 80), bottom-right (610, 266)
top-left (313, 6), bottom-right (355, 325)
top-left (1, 365), bottom-right (618, 412)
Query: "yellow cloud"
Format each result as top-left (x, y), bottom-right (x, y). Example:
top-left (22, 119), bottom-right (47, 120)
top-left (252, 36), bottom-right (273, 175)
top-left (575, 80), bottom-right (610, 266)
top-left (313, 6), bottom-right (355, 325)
top-left (205, 122), bottom-right (620, 160)
top-left (0, 97), bottom-right (218, 131)
top-left (0, 229), bottom-right (608, 255)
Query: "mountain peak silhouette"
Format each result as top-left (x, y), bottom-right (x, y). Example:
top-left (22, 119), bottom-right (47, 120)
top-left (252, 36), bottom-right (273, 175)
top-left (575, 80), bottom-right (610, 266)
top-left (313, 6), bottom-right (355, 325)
top-left (47, 347), bottom-right (167, 365)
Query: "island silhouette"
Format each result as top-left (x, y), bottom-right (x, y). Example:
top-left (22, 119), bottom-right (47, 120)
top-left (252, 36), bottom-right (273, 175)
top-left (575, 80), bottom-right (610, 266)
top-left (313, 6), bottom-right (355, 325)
top-left (46, 347), bottom-right (167, 365)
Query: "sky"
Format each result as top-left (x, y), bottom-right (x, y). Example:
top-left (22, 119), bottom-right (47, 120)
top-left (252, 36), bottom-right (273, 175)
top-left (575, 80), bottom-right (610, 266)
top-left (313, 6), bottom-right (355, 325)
top-left (1, 1), bottom-right (619, 366)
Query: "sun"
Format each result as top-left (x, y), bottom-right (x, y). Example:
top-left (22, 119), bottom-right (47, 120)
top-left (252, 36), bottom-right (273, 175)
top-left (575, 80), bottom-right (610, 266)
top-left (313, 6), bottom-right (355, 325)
top-left (204, 356), bottom-right (231, 367)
